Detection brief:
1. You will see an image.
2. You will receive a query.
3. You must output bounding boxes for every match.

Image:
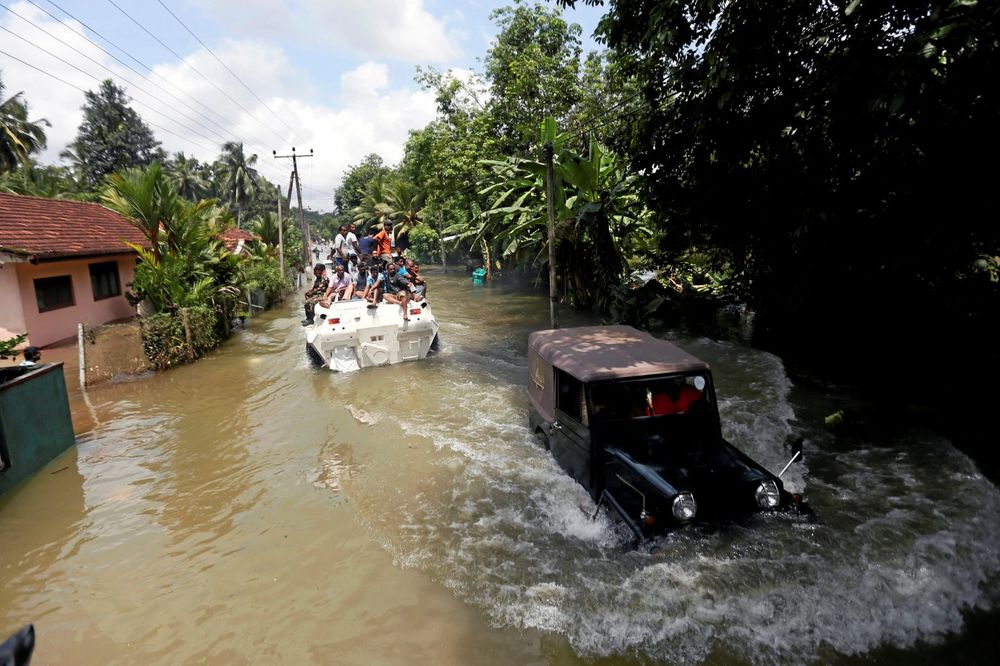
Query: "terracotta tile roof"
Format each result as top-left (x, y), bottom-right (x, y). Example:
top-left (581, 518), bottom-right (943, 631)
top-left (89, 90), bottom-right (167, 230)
top-left (219, 227), bottom-right (259, 251)
top-left (0, 192), bottom-right (150, 259)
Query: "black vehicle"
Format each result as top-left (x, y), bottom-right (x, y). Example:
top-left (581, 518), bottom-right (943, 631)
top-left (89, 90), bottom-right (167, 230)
top-left (527, 326), bottom-right (809, 545)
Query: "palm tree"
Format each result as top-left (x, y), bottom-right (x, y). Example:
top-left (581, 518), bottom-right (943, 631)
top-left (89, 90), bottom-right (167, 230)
top-left (350, 174), bottom-right (394, 230)
top-left (249, 211), bottom-right (284, 247)
top-left (167, 152), bottom-right (209, 201)
top-left (219, 142), bottom-right (259, 226)
top-left (1, 77), bottom-right (49, 174)
top-left (385, 179), bottom-right (425, 237)
top-left (102, 163), bottom-right (179, 264)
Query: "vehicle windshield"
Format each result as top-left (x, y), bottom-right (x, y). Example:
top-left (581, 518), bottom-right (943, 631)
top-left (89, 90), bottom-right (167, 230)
top-left (589, 374), bottom-right (719, 463)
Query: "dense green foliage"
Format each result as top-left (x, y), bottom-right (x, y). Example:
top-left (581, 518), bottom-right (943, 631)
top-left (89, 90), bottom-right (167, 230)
top-left (140, 306), bottom-right (218, 370)
top-left (67, 80), bottom-right (164, 187)
top-left (553, 0), bottom-right (999, 379)
top-left (406, 223), bottom-right (440, 263)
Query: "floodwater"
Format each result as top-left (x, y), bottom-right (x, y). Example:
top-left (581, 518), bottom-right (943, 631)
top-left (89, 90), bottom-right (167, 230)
top-left (1, 271), bottom-right (998, 664)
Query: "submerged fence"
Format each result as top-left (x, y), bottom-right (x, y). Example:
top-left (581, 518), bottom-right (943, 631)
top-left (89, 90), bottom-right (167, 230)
top-left (77, 289), bottom-right (278, 387)
top-left (77, 320), bottom-right (147, 387)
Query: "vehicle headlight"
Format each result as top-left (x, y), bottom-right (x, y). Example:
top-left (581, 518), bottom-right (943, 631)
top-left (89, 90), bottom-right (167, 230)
top-left (755, 480), bottom-right (781, 508)
top-left (671, 492), bottom-right (697, 521)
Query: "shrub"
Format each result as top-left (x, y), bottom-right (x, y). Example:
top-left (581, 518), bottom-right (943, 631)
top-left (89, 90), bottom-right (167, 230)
top-left (0, 333), bottom-right (27, 360)
top-left (240, 258), bottom-right (290, 305)
top-left (141, 306), bottom-right (219, 369)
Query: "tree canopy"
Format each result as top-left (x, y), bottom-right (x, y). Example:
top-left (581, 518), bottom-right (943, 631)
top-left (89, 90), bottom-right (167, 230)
top-left (554, 0), bottom-right (999, 375)
top-left (68, 79), bottom-right (163, 188)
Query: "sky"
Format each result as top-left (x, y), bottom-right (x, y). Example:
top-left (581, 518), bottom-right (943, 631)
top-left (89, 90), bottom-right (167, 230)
top-left (0, 0), bottom-right (606, 211)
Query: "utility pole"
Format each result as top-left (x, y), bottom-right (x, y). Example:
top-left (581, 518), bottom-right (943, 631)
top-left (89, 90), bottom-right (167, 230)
top-left (544, 142), bottom-right (559, 329)
top-left (273, 147), bottom-right (313, 269)
top-left (277, 193), bottom-right (285, 280)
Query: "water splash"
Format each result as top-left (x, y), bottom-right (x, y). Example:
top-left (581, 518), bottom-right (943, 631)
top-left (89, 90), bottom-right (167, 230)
top-left (330, 334), bottom-right (1000, 663)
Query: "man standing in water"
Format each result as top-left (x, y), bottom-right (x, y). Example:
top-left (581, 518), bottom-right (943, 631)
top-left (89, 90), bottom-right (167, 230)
top-left (302, 263), bottom-right (329, 326)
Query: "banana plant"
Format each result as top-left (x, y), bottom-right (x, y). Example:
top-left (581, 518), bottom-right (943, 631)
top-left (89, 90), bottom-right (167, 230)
top-left (474, 116), bottom-right (650, 307)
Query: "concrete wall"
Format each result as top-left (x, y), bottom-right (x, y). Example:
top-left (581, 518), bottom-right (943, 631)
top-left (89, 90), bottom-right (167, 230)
top-left (14, 254), bottom-right (137, 348)
top-left (0, 263), bottom-right (27, 341)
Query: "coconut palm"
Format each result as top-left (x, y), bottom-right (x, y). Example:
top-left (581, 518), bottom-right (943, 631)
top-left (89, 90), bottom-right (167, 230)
top-left (102, 163), bottom-right (179, 264)
top-left (167, 152), bottom-right (209, 201)
top-left (219, 142), bottom-right (259, 226)
top-left (350, 174), bottom-right (394, 229)
top-left (0, 77), bottom-right (49, 174)
top-left (249, 211), bottom-right (284, 248)
top-left (385, 179), bottom-right (425, 237)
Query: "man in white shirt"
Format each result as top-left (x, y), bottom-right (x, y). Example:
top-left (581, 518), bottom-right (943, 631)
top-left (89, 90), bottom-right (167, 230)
top-left (333, 226), bottom-right (348, 268)
top-left (339, 223), bottom-right (359, 265)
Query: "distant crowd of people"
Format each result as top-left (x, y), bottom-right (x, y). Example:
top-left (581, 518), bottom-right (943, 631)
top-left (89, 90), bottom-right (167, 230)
top-left (303, 220), bottom-right (428, 325)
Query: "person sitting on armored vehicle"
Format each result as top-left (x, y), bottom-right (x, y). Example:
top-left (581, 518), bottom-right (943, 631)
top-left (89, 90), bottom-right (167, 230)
top-left (409, 261), bottom-right (427, 301)
top-left (320, 264), bottom-right (355, 305)
top-left (382, 262), bottom-right (412, 320)
top-left (361, 263), bottom-right (385, 307)
top-left (347, 254), bottom-right (362, 287)
top-left (302, 262), bottom-right (330, 325)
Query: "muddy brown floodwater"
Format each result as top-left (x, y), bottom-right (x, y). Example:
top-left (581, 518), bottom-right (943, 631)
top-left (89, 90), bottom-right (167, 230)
top-left (2, 270), bottom-right (998, 665)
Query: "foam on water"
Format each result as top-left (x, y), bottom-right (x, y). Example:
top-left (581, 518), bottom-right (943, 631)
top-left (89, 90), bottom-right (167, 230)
top-left (333, 333), bottom-right (1000, 663)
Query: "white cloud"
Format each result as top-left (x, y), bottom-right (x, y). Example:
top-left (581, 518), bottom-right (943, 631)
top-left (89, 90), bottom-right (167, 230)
top-left (198, 0), bottom-right (462, 63)
top-left (339, 61), bottom-right (389, 102)
top-left (1, 4), bottom-right (437, 211)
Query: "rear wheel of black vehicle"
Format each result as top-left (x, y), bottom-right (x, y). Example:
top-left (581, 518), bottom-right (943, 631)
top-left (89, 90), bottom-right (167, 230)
top-left (534, 429), bottom-right (550, 451)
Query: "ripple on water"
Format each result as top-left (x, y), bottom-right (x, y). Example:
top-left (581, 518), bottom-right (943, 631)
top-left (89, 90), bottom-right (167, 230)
top-left (330, 337), bottom-right (1000, 663)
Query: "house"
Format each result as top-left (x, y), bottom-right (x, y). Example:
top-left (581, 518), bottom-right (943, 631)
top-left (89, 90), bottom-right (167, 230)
top-left (219, 227), bottom-right (259, 255)
top-left (0, 192), bottom-right (150, 348)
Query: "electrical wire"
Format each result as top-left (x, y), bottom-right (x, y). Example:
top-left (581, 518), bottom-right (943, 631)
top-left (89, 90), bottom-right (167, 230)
top-left (1, 1), bottom-right (233, 147)
top-left (155, 0), bottom-right (303, 143)
top-left (105, 0), bottom-right (288, 145)
top-left (38, 0), bottom-right (270, 147)
top-left (0, 46), bottom-right (217, 153)
top-left (0, 24), bottom-right (233, 151)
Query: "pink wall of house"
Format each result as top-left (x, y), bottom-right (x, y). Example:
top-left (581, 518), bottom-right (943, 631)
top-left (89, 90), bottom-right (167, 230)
top-left (14, 254), bottom-right (138, 348)
top-left (0, 264), bottom-right (27, 342)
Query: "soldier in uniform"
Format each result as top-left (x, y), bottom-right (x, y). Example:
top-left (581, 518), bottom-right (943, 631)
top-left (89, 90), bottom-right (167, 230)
top-left (302, 263), bottom-right (330, 326)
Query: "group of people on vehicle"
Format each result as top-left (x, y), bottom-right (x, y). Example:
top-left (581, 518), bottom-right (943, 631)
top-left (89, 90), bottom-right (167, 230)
top-left (303, 220), bottom-right (428, 325)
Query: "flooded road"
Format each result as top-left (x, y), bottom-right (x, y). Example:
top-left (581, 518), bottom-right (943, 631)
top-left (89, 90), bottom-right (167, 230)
top-left (2, 271), bottom-right (998, 664)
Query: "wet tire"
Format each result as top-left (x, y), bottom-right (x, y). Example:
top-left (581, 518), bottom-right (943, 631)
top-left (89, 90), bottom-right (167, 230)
top-left (429, 333), bottom-right (440, 354)
top-left (534, 430), bottom-right (550, 451)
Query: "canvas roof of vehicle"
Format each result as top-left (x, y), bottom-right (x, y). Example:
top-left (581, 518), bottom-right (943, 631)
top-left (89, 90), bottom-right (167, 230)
top-left (528, 325), bottom-right (709, 383)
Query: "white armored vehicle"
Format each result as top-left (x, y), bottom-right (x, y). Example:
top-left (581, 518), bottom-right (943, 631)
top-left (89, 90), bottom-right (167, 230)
top-left (305, 299), bottom-right (439, 372)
